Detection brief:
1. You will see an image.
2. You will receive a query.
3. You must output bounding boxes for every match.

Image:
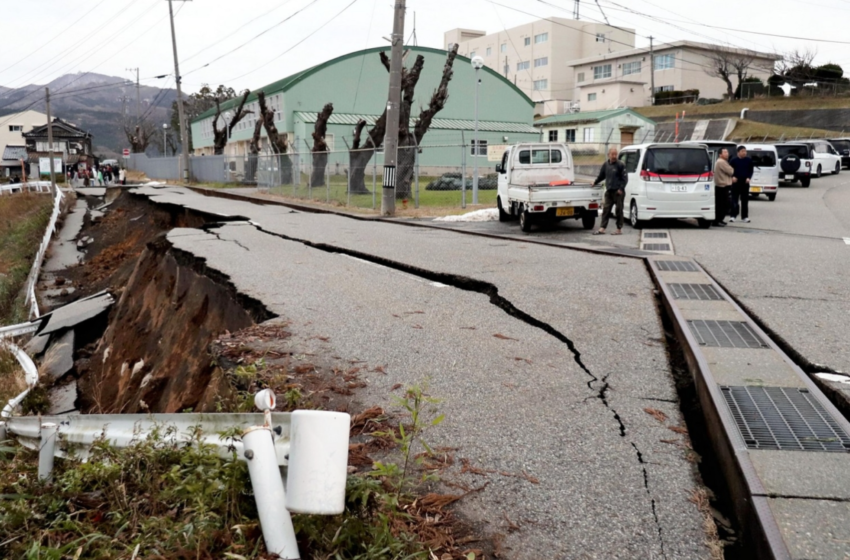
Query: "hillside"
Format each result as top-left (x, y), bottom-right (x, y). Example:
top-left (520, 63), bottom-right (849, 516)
top-left (635, 96), bottom-right (850, 120)
top-left (0, 73), bottom-right (177, 156)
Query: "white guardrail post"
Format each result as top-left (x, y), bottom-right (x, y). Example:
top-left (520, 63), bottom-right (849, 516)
top-left (38, 422), bottom-right (58, 480)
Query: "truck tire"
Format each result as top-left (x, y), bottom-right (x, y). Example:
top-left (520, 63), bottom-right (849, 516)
top-left (497, 196), bottom-right (510, 222)
top-left (582, 212), bottom-right (596, 230)
top-left (767, 193), bottom-right (777, 201)
top-left (801, 177), bottom-right (811, 188)
top-left (520, 208), bottom-right (533, 232)
top-left (629, 201), bottom-right (645, 230)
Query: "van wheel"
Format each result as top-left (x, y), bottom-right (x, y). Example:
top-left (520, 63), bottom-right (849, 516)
top-left (497, 196), bottom-right (509, 222)
top-left (834, 163), bottom-right (841, 175)
top-left (801, 177), bottom-right (811, 188)
top-left (767, 193), bottom-right (777, 201)
top-left (816, 165), bottom-right (822, 178)
top-left (581, 212), bottom-right (596, 230)
top-left (519, 208), bottom-right (533, 232)
top-left (630, 201), bottom-right (645, 229)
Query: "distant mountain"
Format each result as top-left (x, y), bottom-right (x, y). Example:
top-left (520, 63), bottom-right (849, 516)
top-left (0, 72), bottom-right (177, 157)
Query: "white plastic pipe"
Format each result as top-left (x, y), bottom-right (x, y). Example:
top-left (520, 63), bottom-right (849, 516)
top-left (39, 422), bottom-right (58, 481)
top-left (286, 410), bottom-right (350, 515)
top-left (243, 426), bottom-right (299, 559)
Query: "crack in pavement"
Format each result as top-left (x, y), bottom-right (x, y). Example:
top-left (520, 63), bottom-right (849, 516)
top-left (232, 221), bottom-right (668, 557)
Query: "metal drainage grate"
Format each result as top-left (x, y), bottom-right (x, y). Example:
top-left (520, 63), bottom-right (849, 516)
top-left (644, 232), bottom-right (669, 239)
top-left (643, 243), bottom-right (671, 251)
top-left (670, 283), bottom-right (724, 301)
top-left (721, 386), bottom-right (850, 452)
top-left (688, 320), bottom-right (769, 348)
top-left (656, 260), bottom-right (697, 272)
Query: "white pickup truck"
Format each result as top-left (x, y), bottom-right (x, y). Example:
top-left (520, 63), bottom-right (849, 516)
top-left (495, 143), bottom-right (602, 233)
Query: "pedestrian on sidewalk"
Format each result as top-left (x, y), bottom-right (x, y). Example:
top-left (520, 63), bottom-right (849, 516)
top-left (730, 146), bottom-right (754, 223)
top-left (96, 168), bottom-right (104, 186)
top-left (713, 148), bottom-right (734, 227)
top-left (119, 167), bottom-right (126, 185)
top-left (592, 147), bottom-right (628, 235)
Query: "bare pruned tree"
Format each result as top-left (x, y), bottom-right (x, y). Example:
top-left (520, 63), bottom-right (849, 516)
top-left (731, 54), bottom-right (755, 99)
top-left (124, 121), bottom-right (156, 153)
top-left (705, 52), bottom-right (736, 100)
top-left (245, 119), bottom-right (263, 183)
top-left (212, 90), bottom-right (252, 155)
top-left (257, 91), bottom-right (292, 183)
top-left (310, 103), bottom-right (334, 187)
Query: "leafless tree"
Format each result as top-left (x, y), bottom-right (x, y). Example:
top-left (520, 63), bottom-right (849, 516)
top-left (245, 120), bottom-right (263, 183)
top-left (124, 121), bottom-right (155, 153)
top-left (731, 54), bottom-right (755, 98)
top-left (310, 103), bottom-right (334, 187)
top-left (705, 51), bottom-right (736, 100)
top-left (212, 90), bottom-right (252, 155)
top-left (257, 91), bottom-right (292, 183)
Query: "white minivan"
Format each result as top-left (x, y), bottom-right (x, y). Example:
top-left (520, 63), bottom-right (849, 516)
top-left (803, 140), bottom-right (842, 177)
top-left (742, 144), bottom-right (779, 201)
top-left (618, 143), bottom-right (715, 229)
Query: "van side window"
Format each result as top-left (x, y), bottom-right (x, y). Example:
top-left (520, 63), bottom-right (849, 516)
top-left (519, 150), bottom-right (530, 164)
top-left (550, 150), bottom-right (563, 163)
top-left (620, 151), bottom-right (640, 173)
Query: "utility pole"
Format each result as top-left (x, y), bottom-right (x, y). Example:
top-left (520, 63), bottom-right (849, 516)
top-left (127, 67), bottom-right (140, 123)
top-left (168, 0), bottom-right (191, 184)
top-left (573, 0), bottom-right (580, 19)
top-left (45, 88), bottom-right (57, 192)
top-left (381, 0), bottom-right (406, 216)
top-left (649, 36), bottom-right (655, 106)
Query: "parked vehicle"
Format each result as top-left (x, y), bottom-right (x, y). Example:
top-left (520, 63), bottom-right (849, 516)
top-left (826, 138), bottom-right (850, 170)
top-left (496, 143), bottom-right (601, 233)
top-left (742, 144), bottom-right (779, 201)
top-left (617, 143), bottom-right (715, 229)
top-left (802, 139), bottom-right (842, 177)
top-left (775, 143), bottom-right (814, 188)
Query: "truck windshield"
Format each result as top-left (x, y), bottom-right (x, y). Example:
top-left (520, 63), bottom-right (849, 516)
top-left (776, 145), bottom-right (810, 159)
top-left (644, 148), bottom-right (710, 176)
top-left (749, 151), bottom-right (776, 167)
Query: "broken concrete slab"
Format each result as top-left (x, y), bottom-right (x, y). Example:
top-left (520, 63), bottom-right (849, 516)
top-left (40, 330), bottom-right (75, 382)
top-left (38, 291), bottom-right (114, 335)
top-left (47, 379), bottom-right (78, 415)
top-left (75, 187), bottom-right (106, 197)
top-left (24, 333), bottom-right (51, 356)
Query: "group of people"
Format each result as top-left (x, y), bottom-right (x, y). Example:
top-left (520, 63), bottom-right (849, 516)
top-left (713, 146), bottom-right (753, 226)
top-left (68, 163), bottom-right (125, 187)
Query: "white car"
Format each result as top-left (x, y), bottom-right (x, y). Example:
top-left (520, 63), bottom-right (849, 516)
top-left (802, 139), bottom-right (842, 177)
top-left (618, 143), bottom-right (715, 229)
top-left (742, 144), bottom-right (779, 201)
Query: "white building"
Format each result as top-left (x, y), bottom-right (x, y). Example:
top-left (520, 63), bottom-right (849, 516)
top-left (534, 108), bottom-right (656, 155)
top-left (1, 110), bottom-right (48, 176)
top-left (569, 41), bottom-right (780, 111)
top-left (444, 17), bottom-right (635, 116)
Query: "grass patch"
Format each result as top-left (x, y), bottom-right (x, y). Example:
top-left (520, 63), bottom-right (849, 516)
top-left (728, 120), bottom-right (836, 142)
top-left (634, 96), bottom-right (850, 119)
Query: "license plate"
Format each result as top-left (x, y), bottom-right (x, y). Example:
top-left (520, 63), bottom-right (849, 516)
top-left (750, 187), bottom-right (763, 193)
top-left (784, 174), bottom-right (794, 180)
top-left (556, 207), bottom-right (575, 217)
top-left (671, 185), bottom-right (688, 192)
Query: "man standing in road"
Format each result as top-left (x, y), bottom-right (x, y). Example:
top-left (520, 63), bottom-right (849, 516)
top-left (713, 148), bottom-right (734, 227)
top-left (592, 147), bottom-right (628, 235)
top-left (730, 145), bottom-right (754, 223)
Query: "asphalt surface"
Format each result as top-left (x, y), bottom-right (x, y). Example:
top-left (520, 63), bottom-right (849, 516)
top-left (131, 186), bottom-right (711, 559)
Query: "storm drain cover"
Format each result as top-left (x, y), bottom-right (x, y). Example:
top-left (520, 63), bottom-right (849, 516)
top-left (670, 283), bottom-right (723, 301)
top-left (656, 260), bottom-right (697, 272)
top-left (688, 320), bottom-right (769, 348)
top-left (643, 243), bottom-right (671, 251)
top-left (721, 386), bottom-right (850, 452)
top-left (644, 232), bottom-right (669, 239)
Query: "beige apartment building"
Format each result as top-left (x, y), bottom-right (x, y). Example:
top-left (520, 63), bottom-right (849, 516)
top-left (570, 41), bottom-right (780, 112)
top-left (444, 18), bottom-right (635, 116)
top-left (1, 110), bottom-right (48, 177)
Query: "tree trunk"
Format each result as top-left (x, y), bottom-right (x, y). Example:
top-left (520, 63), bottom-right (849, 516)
top-left (257, 91), bottom-right (292, 183)
top-left (348, 119), bottom-right (382, 194)
top-left (310, 103), bottom-right (333, 188)
top-left (245, 119), bottom-right (263, 183)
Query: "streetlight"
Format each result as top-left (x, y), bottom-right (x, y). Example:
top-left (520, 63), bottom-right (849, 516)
top-left (471, 56), bottom-right (484, 205)
top-left (162, 123), bottom-right (168, 156)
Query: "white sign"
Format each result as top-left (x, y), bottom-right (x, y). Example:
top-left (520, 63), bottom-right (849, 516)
top-left (487, 144), bottom-right (509, 162)
top-left (38, 157), bottom-right (63, 174)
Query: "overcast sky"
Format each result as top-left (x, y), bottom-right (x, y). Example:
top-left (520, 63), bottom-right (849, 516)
top-left (4, 0), bottom-right (850, 95)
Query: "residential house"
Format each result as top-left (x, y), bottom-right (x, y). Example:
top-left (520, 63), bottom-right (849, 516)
top-left (0, 110), bottom-right (48, 177)
top-left (534, 108), bottom-right (656, 154)
top-left (23, 118), bottom-right (95, 177)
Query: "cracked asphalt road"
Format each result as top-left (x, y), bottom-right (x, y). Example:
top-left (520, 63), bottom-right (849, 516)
top-left (133, 185), bottom-right (710, 559)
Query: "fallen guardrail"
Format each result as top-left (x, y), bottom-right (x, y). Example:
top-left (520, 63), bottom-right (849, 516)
top-left (0, 389), bottom-right (349, 559)
top-left (24, 185), bottom-right (65, 319)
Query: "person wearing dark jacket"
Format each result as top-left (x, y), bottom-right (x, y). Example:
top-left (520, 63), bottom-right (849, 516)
top-left (730, 146), bottom-right (754, 223)
top-left (592, 147), bottom-right (628, 235)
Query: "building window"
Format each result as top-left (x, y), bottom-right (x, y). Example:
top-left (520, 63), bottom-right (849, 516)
top-left (471, 139), bottom-right (488, 156)
top-left (533, 79), bottom-right (548, 90)
top-left (501, 43), bottom-right (507, 53)
top-left (588, 93), bottom-right (597, 101)
top-left (534, 57), bottom-right (548, 67)
top-left (486, 47), bottom-right (492, 56)
top-left (524, 37), bottom-right (531, 46)
top-left (577, 72), bottom-right (585, 83)
top-left (36, 141), bottom-right (64, 152)
top-left (593, 64), bottom-right (612, 80)
top-left (517, 60), bottom-right (530, 71)
top-left (596, 33), bottom-right (606, 43)
top-left (654, 54), bottom-right (675, 70)
top-left (565, 129), bottom-right (576, 142)
top-left (534, 32), bottom-right (549, 44)
top-left (548, 130), bottom-right (558, 142)
top-left (653, 85), bottom-right (675, 93)
top-left (623, 61), bottom-right (641, 75)
top-left (9, 125), bottom-right (23, 132)
top-left (584, 128), bottom-right (595, 142)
